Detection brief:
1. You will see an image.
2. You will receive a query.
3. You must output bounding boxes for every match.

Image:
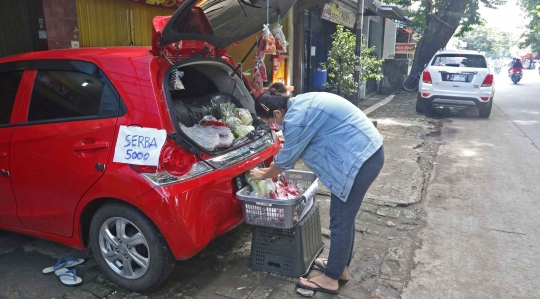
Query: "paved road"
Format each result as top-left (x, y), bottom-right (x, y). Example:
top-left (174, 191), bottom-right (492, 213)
top-left (402, 69), bottom-right (540, 298)
top-left (495, 69), bottom-right (540, 148)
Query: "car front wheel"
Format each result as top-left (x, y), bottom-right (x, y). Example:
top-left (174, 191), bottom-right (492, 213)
top-left (89, 202), bottom-right (176, 291)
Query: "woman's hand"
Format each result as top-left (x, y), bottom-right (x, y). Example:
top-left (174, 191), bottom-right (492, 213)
top-left (250, 168), bottom-right (269, 180)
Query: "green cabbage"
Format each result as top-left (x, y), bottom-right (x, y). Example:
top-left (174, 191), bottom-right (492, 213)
top-left (234, 108), bottom-right (253, 126)
top-left (233, 125), bottom-right (255, 137)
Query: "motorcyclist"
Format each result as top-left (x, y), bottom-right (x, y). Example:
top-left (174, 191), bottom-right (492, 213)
top-left (494, 58), bottom-right (502, 74)
top-left (508, 58), bottom-right (517, 74)
top-left (512, 59), bottom-right (524, 77)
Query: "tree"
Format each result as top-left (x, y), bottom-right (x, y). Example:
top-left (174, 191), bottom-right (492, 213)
top-left (321, 25), bottom-right (384, 99)
top-left (388, 0), bottom-right (506, 76)
top-left (461, 26), bottom-right (513, 58)
top-left (519, 0), bottom-right (540, 52)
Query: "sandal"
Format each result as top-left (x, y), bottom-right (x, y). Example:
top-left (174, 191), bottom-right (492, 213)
top-left (42, 258), bottom-right (86, 274)
top-left (55, 268), bottom-right (83, 286)
top-left (312, 258), bottom-right (349, 283)
top-left (296, 279), bottom-right (339, 295)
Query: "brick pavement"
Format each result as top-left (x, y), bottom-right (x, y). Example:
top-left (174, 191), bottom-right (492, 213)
top-left (0, 92), bottom-right (444, 299)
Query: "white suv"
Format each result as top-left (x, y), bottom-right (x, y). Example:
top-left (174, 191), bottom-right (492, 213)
top-left (416, 50), bottom-right (495, 118)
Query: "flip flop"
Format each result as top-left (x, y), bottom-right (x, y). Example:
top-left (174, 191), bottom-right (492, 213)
top-left (296, 279), bottom-right (339, 295)
top-left (42, 258), bottom-right (86, 274)
top-left (55, 268), bottom-right (83, 286)
top-left (312, 259), bottom-right (349, 283)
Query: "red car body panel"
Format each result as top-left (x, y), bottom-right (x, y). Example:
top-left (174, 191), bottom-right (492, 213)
top-left (0, 47), bottom-right (280, 259)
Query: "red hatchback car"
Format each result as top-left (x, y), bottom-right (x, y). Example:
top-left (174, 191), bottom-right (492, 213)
top-left (0, 0), bottom-right (294, 291)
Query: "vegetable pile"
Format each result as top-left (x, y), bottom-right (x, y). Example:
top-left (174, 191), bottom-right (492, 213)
top-left (181, 104), bottom-right (256, 151)
top-left (245, 172), bottom-right (302, 200)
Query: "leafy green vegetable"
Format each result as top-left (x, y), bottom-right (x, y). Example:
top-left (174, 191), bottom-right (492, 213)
top-left (234, 108), bottom-right (253, 126)
top-left (234, 125), bottom-right (255, 137)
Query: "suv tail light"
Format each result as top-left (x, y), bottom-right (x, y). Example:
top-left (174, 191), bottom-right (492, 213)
top-left (481, 74), bottom-right (494, 87)
top-left (131, 138), bottom-right (213, 185)
top-left (422, 70), bottom-right (432, 84)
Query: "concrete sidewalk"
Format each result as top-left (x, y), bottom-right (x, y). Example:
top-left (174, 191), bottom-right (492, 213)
top-left (0, 92), bottom-right (440, 299)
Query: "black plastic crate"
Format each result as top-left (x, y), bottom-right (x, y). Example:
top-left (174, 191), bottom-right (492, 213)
top-left (248, 204), bottom-right (323, 277)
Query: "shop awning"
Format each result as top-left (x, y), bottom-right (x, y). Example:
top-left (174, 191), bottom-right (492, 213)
top-left (378, 5), bottom-right (410, 22)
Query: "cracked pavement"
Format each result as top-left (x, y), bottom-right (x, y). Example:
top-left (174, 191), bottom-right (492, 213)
top-left (0, 91), bottom-right (444, 299)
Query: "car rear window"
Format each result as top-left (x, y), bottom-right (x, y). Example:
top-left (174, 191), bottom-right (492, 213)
top-left (431, 54), bottom-right (487, 68)
top-left (0, 71), bottom-right (23, 125)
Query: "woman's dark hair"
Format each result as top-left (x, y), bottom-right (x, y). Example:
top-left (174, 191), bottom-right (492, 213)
top-left (268, 82), bottom-right (287, 94)
top-left (255, 87), bottom-right (290, 118)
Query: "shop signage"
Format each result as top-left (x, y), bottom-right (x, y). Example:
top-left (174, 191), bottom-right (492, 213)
top-left (118, 0), bottom-right (185, 8)
top-left (395, 43), bottom-right (416, 54)
top-left (321, 3), bottom-right (356, 28)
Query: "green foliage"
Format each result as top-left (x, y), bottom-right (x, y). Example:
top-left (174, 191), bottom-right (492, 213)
top-left (519, 0), bottom-right (540, 52)
top-left (461, 26), bottom-right (514, 58)
top-left (385, 0), bottom-right (507, 39)
top-left (321, 25), bottom-right (384, 99)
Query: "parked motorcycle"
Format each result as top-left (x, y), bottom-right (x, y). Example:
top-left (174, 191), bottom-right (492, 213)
top-left (510, 70), bottom-right (522, 84)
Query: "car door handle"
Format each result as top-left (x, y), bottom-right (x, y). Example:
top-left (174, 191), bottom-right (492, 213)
top-left (74, 141), bottom-right (110, 151)
top-left (0, 152), bottom-right (6, 159)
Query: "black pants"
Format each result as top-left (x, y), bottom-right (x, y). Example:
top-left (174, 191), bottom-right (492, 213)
top-left (324, 146), bottom-right (385, 279)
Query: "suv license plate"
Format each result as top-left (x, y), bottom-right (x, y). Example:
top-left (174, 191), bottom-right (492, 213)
top-left (449, 74), bottom-right (467, 82)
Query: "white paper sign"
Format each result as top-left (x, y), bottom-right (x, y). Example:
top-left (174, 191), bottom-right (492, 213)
top-left (113, 126), bottom-right (167, 166)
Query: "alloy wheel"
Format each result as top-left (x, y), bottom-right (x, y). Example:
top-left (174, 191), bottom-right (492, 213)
top-left (98, 217), bottom-right (150, 279)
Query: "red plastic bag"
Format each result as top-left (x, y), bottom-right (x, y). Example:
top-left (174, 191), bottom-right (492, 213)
top-left (253, 37), bottom-right (266, 61)
top-left (252, 68), bottom-right (263, 96)
top-left (262, 24), bottom-right (276, 55)
top-left (272, 23), bottom-right (288, 53)
top-left (257, 61), bottom-right (268, 82)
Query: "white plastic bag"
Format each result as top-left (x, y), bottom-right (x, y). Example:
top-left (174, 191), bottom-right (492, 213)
top-left (216, 126), bottom-right (234, 148)
top-left (170, 70), bottom-right (185, 91)
top-left (272, 23), bottom-right (288, 53)
top-left (181, 124), bottom-right (220, 151)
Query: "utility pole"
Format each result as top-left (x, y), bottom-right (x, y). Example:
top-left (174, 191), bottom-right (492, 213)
top-left (353, 0), bottom-right (365, 103)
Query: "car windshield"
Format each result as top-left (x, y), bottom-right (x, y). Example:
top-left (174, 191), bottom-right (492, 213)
top-left (431, 54), bottom-right (487, 68)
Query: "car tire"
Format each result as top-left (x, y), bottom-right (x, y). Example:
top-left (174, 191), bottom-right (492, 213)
top-left (89, 202), bottom-right (176, 292)
top-left (416, 98), bottom-right (427, 113)
top-left (479, 102), bottom-right (492, 118)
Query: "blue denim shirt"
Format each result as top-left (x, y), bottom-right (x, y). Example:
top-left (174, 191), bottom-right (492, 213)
top-left (274, 92), bottom-right (383, 202)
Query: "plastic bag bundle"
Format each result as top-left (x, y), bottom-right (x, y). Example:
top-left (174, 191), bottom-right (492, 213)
top-left (216, 126), bottom-right (234, 148)
top-left (272, 23), bottom-right (288, 53)
top-left (256, 60), bottom-right (268, 82)
top-left (234, 108), bottom-right (253, 126)
top-left (220, 101), bottom-right (236, 122)
top-left (169, 69), bottom-right (185, 91)
top-left (252, 68), bottom-right (263, 95)
top-left (253, 37), bottom-right (266, 61)
top-left (262, 24), bottom-right (276, 54)
top-left (181, 124), bottom-right (220, 151)
top-left (226, 117), bottom-right (243, 130)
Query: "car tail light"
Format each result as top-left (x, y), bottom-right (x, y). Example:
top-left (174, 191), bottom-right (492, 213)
top-left (480, 97), bottom-right (489, 101)
top-left (161, 139), bottom-right (195, 176)
top-left (422, 70), bottom-right (432, 84)
top-left (421, 92), bottom-right (430, 97)
top-left (131, 138), bottom-right (213, 185)
top-left (481, 74), bottom-right (494, 87)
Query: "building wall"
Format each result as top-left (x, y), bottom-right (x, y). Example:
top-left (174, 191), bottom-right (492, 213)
top-left (76, 0), bottom-right (173, 47)
top-left (43, 0), bottom-right (79, 49)
top-left (0, 0), bottom-right (45, 57)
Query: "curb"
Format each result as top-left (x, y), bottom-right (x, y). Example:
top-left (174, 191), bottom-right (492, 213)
top-left (364, 95), bottom-right (395, 116)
